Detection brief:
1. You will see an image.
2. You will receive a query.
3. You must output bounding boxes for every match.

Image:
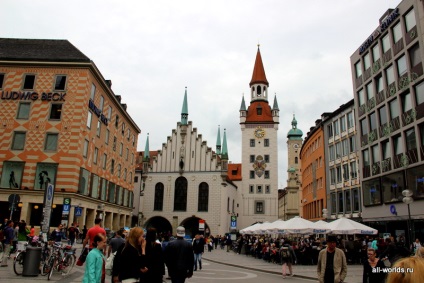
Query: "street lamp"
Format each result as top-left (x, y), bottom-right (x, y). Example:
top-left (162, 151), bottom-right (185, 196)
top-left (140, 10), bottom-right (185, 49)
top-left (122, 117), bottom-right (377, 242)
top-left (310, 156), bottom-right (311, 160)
top-left (402, 189), bottom-right (414, 249)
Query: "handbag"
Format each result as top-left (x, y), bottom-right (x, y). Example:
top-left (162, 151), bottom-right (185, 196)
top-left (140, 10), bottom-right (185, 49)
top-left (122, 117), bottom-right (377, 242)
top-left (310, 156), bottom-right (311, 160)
top-left (383, 258), bottom-right (391, 267)
top-left (76, 247), bottom-right (89, 266)
top-left (105, 251), bottom-right (116, 275)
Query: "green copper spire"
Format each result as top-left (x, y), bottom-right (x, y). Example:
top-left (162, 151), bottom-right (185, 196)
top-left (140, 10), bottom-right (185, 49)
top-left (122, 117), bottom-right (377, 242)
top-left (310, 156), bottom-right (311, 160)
top-left (221, 128), bottom-right (228, 160)
top-left (216, 125), bottom-right (221, 155)
top-left (287, 114), bottom-right (303, 140)
top-left (240, 95), bottom-right (246, 111)
top-left (143, 133), bottom-right (150, 161)
top-left (272, 94), bottom-right (279, 110)
top-left (181, 87), bottom-right (188, 125)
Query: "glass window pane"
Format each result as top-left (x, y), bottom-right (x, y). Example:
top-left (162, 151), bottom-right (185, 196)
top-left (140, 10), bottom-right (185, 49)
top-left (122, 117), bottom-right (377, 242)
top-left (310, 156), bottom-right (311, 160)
top-left (17, 103), bottom-right (30, 119)
top-left (405, 9), bottom-right (416, 32)
top-left (363, 178), bottom-right (381, 205)
top-left (415, 81), bottom-right (424, 105)
top-left (45, 133), bottom-right (58, 151)
top-left (389, 98), bottom-right (399, 119)
top-left (54, 75), bottom-right (66, 91)
top-left (90, 84), bottom-right (96, 100)
top-left (405, 128), bottom-right (416, 151)
top-left (50, 104), bottom-right (62, 120)
top-left (355, 61), bottom-right (362, 78)
top-left (369, 112), bottom-right (377, 131)
top-left (372, 44), bottom-right (380, 62)
top-left (376, 76), bottom-right (384, 93)
top-left (392, 22), bottom-right (402, 43)
top-left (397, 55), bottom-right (407, 76)
top-left (402, 92), bottom-right (412, 112)
top-left (87, 111), bottom-right (92, 129)
top-left (382, 34), bottom-right (390, 52)
top-left (386, 65), bottom-right (395, 85)
top-left (393, 135), bottom-right (403, 155)
top-left (358, 89), bottom-right (365, 105)
top-left (363, 149), bottom-right (370, 166)
top-left (364, 53), bottom-right (371, 70)
top-left (12, 132), bottom-right (26, 150)
top-left (34, 163), bottom-right (58, 190)
top-left (409, 44), bottom-right (421, 67)
top-left (366, 83), bottom-right (374, 100)
top-left (0, 161), bottom-right (24, 189)
top-left (379, 106), bottom-right (388, 125)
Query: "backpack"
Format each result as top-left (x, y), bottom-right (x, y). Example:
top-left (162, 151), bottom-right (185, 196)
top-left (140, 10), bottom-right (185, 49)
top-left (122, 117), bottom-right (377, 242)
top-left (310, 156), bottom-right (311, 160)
top-left (281, 246), bottom-right (290, 259)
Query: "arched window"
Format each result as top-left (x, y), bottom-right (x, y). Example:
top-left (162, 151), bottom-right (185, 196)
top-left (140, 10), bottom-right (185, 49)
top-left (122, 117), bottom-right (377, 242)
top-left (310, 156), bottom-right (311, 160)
top-left (174, 177), bottom-right (187, 211)
top-left (198, 182), bottom-right (209, 212)
top-left (256, 85), bottom-right (261, 96)
top-left (154, 182), bottom-right (164, 211)
top-left (295, 157), bottom-right (298, 164)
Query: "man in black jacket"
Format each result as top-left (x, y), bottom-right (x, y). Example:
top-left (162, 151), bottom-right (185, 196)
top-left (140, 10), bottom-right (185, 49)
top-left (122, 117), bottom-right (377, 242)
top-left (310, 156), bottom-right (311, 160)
top-left (192, 234), bottom-right (205, 271)
top-left (165, 226), bottom-right (194, 283)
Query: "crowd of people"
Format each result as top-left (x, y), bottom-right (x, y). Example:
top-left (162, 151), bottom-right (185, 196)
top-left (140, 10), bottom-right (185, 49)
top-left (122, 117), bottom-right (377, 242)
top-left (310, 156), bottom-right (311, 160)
top-left (2, 217), bottom-right (424, 283)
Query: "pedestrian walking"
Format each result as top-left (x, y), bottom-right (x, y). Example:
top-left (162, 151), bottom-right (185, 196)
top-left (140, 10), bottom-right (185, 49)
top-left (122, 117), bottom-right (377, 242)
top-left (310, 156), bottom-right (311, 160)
top-left (83, 218), bottom-right (106, 251)
top-left (82, 233), bottom-right (107, 283)
top-left (116, 227), bottom-right (148, 283)
top-left (0, 220), bottom-right (14, 267)
top-left (363, 248), bottom-right (385, 283)
top-left (317, 235), bottom-right (347, 283)
top-left (280, 240), bottom-right (297, 278)
top-left (192, 234), bottom-right (204, 271)
top-left (143, 228), bottom-right (165, 283)
top-left (164, 226), bottom-right (194, 283)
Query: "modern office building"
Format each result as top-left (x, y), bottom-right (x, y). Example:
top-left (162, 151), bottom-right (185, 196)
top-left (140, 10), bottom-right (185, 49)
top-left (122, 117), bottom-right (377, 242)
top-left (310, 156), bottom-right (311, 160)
top-left (322, 100), bottom-right (362, 221)
top-left (350, 0), bottom-right (424, 242)
top-left (0, 38), bottom-right (140, 231)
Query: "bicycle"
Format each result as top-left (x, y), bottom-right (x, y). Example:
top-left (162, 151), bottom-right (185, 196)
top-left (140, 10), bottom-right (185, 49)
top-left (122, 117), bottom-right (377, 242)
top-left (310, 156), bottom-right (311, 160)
top-left (14, 235), bottom-right (50, 276)
top-left (46, 243), bottom-right (76, 280)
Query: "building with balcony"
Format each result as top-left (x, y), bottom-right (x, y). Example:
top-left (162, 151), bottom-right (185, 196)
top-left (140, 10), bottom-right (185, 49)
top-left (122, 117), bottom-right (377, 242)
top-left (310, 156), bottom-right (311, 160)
top-left (350, 0), bottom-right (424, 241)
top-left (322, 99), bottom-right (361, 221)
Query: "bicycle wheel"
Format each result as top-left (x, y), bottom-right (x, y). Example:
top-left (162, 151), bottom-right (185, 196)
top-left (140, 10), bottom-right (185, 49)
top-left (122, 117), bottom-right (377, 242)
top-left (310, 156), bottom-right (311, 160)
top-left (41, 255), bottom-right (54, 276)
top-left (13, 251), bottom-right (25, 275)
top-left (47, 257), bottom-right (57, 280)
top-left (61, 254), bottom-right (76, 276)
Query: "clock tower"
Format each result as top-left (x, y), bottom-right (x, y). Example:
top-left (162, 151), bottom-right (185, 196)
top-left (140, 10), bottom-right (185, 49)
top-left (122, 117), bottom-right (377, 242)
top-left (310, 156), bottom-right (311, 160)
top-left (238, 46), bottom-right (279, 229)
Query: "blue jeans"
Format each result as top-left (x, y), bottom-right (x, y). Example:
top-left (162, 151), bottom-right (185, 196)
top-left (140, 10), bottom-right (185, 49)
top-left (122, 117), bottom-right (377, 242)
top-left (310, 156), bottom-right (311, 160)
top-left (194, 253), bottom-right (202, 270)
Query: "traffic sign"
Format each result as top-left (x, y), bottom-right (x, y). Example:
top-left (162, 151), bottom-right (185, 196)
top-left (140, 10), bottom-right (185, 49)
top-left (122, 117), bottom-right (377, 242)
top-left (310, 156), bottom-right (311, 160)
top-left (75, 207), bottom-right (82, 217)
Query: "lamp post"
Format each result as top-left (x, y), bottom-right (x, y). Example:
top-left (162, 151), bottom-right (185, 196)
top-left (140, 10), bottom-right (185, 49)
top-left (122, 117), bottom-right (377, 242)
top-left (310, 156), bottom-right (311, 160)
top-left (402, 189), bottom-right (414, 249)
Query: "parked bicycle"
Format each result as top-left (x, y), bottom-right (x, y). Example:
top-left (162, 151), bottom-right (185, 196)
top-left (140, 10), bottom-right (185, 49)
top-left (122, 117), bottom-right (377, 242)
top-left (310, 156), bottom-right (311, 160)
top-left (14, 235), bottom-right (49, 276)
top-left (43, 242), bottom-right (76, 280)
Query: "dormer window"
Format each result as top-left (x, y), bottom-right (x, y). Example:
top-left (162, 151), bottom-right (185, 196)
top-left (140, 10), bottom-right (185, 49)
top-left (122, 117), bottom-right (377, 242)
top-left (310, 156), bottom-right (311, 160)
top-left (257, 105), bottom-right (262, 115)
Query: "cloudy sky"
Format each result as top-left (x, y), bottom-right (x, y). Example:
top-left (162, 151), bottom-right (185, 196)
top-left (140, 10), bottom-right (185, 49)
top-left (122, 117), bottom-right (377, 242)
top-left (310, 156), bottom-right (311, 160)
top-left (2, 0), bottom-right (401, 188)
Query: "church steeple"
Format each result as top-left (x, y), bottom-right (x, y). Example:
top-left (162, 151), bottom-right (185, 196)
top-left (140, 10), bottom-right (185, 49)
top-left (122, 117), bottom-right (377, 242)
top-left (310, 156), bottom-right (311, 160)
top-left (250, 46), bottom-right (269, 87)
top-left (143, 133), bottom-right (150, 161)
top-left (181, 87), bottom-right (188, 125)
top-left (249, 46), bottom-right (269, 103)
top-left (216, 125), bottom-right (221, 155)
top-left (221, 128), bottom-right (228, 160)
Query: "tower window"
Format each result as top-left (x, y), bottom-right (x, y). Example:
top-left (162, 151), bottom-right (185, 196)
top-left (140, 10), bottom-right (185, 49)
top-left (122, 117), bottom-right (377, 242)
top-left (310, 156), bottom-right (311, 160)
top-left (256, 86), bottom-right (261, 96)
top-left (264, 139), bottom-right (270, 147)
top-left (295, 157), bottom-right (298, 164)
top-left (250, 139), bottom-right (255, 147)
top-left (250, 155), bottom-right (255, 163)
top-left (257, 106), bottom-right (262, 115)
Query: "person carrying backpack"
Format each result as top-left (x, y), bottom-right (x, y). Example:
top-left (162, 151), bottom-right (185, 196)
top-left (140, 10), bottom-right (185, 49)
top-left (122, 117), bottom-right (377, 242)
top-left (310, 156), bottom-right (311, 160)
top-left (280, 239), bottom-right (297, 278)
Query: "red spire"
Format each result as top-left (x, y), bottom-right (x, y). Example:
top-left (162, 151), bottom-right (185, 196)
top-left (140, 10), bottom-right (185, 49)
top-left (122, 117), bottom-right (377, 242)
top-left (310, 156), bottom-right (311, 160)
top-left (249, 46), bottom-right (269, 87)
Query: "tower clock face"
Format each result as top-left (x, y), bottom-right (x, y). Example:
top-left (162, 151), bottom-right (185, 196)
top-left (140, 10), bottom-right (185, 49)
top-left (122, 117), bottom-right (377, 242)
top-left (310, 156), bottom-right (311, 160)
top-left (293, 144), bottom-right (299, 149)
top-left (254, 127), bottom-right (265, 138)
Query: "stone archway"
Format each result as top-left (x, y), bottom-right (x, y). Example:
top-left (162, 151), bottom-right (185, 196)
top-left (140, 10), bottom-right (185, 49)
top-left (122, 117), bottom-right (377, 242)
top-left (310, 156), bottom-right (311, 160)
top-left (180, 216), bottom-right (211, 238)
top-left (144, 216), bottom-right (173, 235)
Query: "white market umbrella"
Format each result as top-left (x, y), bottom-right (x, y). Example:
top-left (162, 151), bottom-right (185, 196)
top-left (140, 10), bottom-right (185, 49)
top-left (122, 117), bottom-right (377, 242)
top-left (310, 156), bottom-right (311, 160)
top-left (271, 216), bottom-right (330, 235)
top-left (240, 222), bottom-right (263, 235)
top-left (326, 217), bottom-right (378, 235)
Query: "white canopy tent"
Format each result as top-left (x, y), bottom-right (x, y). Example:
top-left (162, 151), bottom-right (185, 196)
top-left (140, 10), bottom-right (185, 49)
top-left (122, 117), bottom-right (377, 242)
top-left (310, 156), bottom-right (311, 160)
top-left (240, 222), bottom-right (266, 235)
top-left (325, 217), bottom-right (378, 235)
top-left (269, 216), bottom-right (331, 235)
